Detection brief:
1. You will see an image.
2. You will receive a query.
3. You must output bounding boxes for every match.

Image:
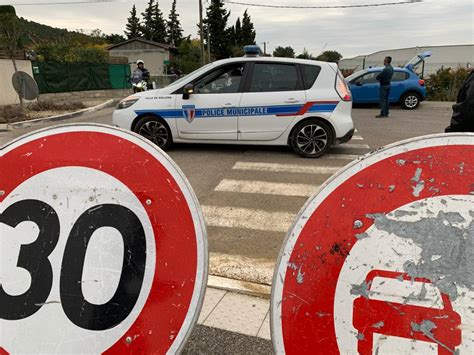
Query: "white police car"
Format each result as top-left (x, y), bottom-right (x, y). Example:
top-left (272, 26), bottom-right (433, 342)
top-left (113, 46), bottom-right (354, 158)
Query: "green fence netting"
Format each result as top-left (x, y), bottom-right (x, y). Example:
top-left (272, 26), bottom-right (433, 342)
top-left (32, 62), bottom-right (131, 93)
top-left (109, 64), bottom-right (131, 90)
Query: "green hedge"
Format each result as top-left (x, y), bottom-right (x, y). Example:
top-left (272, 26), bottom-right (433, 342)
top-left (426, 67), bottom-right (470, 101)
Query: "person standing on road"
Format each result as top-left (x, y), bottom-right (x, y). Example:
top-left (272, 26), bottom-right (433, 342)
top-left (376, 56), bottom-right (394, 118)
top-left (445, 69), bottom-right (474, 132)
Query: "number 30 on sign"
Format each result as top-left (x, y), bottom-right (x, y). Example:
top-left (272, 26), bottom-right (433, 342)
top-left (0, 125), bottom-right (207, 354)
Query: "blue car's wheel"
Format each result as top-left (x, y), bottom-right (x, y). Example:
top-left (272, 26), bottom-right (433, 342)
top-left (401, 92), bottom-right (420, 109)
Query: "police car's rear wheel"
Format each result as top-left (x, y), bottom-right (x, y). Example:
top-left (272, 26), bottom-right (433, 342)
top-left (291, 119), bottom-right (332, 158)
top-left (135, 116), bottom-right (172, 150)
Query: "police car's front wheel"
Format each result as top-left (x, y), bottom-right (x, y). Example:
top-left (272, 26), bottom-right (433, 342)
top-left (290, 119), bottom-right (333, 158)
top-left (135, 116), bottom-right (172, 150)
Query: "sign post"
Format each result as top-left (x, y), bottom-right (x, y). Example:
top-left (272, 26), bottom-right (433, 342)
top-left (1, 124), bottom-right (207, 354)
top-left (271, 134), bottom-right (474, 354)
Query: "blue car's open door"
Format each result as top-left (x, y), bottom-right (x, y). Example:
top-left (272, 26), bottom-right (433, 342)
top-left (404, 51), bottom-right (432, 72)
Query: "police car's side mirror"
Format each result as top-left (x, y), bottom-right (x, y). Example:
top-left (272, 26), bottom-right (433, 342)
top-left (183, 83), bottom-right (194, 100)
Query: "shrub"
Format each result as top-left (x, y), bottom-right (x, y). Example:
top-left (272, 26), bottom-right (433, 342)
top-left (340, 68), bottom-right (355, 78)
top-left (426, 67), bottom-right (470, 101)
top-left (0, 105), bottom-right (26, 122)
top-left (30, 100), bottom-right (85, 111)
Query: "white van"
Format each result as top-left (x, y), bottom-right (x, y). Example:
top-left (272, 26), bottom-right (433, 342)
top-left (113, 49), bottom-right (354, 158)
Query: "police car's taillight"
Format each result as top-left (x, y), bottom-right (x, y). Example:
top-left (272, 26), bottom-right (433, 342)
top-left (335, 72), bottom-right (352, 101)
top-left (418, 79), bottom-right (425, 86)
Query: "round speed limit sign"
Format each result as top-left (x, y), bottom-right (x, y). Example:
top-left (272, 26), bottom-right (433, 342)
top-left (0, 124), bottom-right (207, 354)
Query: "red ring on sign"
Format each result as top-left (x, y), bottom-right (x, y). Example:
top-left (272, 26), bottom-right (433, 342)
top-left (1, 128), bottom-right (205, 354)
top-left (274, 141), bottom-right (474, 354)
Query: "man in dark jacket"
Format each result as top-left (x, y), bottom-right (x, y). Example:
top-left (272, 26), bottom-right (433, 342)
top-left (375, 56), bottom-right (394, 118)
top-left (131, 60), bottom-right (150, 82)
top-left (445, 70), bottom-right (474, 132)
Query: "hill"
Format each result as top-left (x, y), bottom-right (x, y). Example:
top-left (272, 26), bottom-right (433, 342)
top-left (18, 17), bottom-right (124, 47)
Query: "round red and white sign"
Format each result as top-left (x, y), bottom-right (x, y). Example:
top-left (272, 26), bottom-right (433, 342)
top-left (271, 134), bottom-right (474, 354)
top-left (0, 124), bottom-right (207, 354)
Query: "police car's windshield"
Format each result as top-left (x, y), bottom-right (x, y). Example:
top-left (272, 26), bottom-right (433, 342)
top-left (166, 63), bottom-right (214, 88)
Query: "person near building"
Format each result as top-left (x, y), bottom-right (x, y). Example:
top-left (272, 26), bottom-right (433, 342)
top-left (131, 60), bottom-right (150, 92)
top-left (445, 69), bottom-right (474, 132)
top-left (375, 56), bottom-right (394, 118)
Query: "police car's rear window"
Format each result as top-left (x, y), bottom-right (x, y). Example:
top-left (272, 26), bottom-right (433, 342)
top-left (302, 65), bottom-right (321, 90)
top-left (249, 63), bottom-right (298, 92)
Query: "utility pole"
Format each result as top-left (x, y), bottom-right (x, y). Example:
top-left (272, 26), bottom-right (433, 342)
top-left (198, 0), bottom-right (205, 66)
top-left (207, 25), bottom-right (211, 63)
top-left (261, 42), bottom-right (268, 56)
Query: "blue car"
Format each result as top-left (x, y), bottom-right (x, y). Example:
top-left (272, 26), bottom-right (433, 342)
top-left (346, 51), bottom-right (432, 109)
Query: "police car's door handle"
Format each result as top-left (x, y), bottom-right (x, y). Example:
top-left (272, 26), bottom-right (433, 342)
top-left (285, 99), bottom-right (299, 103)
top-left (224, 103), bottom-right (235, 108)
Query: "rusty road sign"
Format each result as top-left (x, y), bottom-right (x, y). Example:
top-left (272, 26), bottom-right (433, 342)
top-left (271, 134), bottom-right (474, 354)
top-left (0, 124), bottom-right (207, 354)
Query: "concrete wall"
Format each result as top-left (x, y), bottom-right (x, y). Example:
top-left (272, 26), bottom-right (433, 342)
top-left (339, 45), bottom-right (474, 76)
top-left (109, 49), bottom-right (170, 77)
top-left (0, 59), bottom-right (35, 106)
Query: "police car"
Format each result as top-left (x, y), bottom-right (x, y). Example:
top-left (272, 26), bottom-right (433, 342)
top-left (113, 46), bottom-right (354, 158)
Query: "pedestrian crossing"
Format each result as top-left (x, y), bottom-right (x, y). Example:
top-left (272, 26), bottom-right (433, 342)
top-left (233, 161), bottom-right (343, 174)
top-left (215, 179), bottom-right (318, 197)
top-left (204, 134), bottom-right (372, 284)
top-left (202, 206), bottom-right (294, 233)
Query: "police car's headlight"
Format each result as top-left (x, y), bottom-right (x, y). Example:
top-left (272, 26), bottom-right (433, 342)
top-left (117, 97), bottom-right (139, 110)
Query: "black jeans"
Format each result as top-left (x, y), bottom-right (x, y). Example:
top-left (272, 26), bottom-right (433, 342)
top-left (379, 84), bottom-right (391, 116)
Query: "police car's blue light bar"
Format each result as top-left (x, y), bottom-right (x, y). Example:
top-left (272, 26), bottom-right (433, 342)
top-left (244, 45), bottom-right (263, 57)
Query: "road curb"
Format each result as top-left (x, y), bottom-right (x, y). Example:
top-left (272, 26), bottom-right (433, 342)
top-left (208, 275), bottom-right (271, 299)
top-left (7, 99), bottom-right (117, 130)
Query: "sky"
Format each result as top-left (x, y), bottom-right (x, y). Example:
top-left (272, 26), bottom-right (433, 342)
top-left (5, 0), bottom-right (474, 59)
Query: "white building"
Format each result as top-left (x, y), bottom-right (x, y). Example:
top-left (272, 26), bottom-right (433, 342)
top-left (339, 44), bottom-right (473, 77)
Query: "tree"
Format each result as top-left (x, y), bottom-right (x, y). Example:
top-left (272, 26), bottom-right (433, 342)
top-left (173, 36), bottom-right (202, 74)
top-left (141, 0), bottom-right (155, 40)
top-left (0, 6), bottom-right (24, 108)
top-left (240, 10), bottom-right (256, 45)
top-left (104, 33), bottom-right (126, 45)
top-left (227, 25), bottom-right (235, 46)
top-left (273, 46), bottom-right (295, 58)
top-left (316, 50), bottom-right (342, 63)
top-left (234, 17), bottom-right (242, 46)
top-left (149, 1), bottom-right (167, 43)
top-left (297, 48), bottom-right (315, 60)
top-left (167, 0), bottom-right (183, 46)
top-left (125, 4), bottom-right (141, 39)
top-left (204, 0), bottom-right (231, 60)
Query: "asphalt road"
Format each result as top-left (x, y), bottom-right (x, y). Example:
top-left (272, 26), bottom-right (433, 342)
top-left (0, 102), bottom-right (453, 284)
top-left (0, 101), bottom-right (453, 353)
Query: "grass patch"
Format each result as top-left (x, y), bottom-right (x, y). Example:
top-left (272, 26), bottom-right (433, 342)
top-left (0, 105), bottom-right (27, 123)
top-left (30, 100), bottom-right (86, 111)
top-left (0, 100), bottom-right (86, 123)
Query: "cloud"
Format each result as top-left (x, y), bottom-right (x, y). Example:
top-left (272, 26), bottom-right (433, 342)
top-left (11, 0), bottom-right (474, 58)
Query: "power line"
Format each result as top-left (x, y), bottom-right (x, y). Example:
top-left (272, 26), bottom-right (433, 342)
top-left (222, 0), bottom-right (422, 9)
top-left (0, 0), bottom-right (122, 5)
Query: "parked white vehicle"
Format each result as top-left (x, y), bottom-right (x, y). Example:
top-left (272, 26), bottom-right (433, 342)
top-left (113, 48), bottom-right (354, 158)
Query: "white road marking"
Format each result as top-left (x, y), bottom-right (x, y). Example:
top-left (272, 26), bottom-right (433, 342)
top-left (352, 135), bottom-right (364, 140)
top-left (215, 179), bottom-right (318, 197)
top-left (202, 205), bottom-right (294, 232)
top-left (324, 154), bottom-right (361, 160)
top-left (338, 143), bottom-right (371, 149)
top-left (233, 162), bottom-right (342, 175)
